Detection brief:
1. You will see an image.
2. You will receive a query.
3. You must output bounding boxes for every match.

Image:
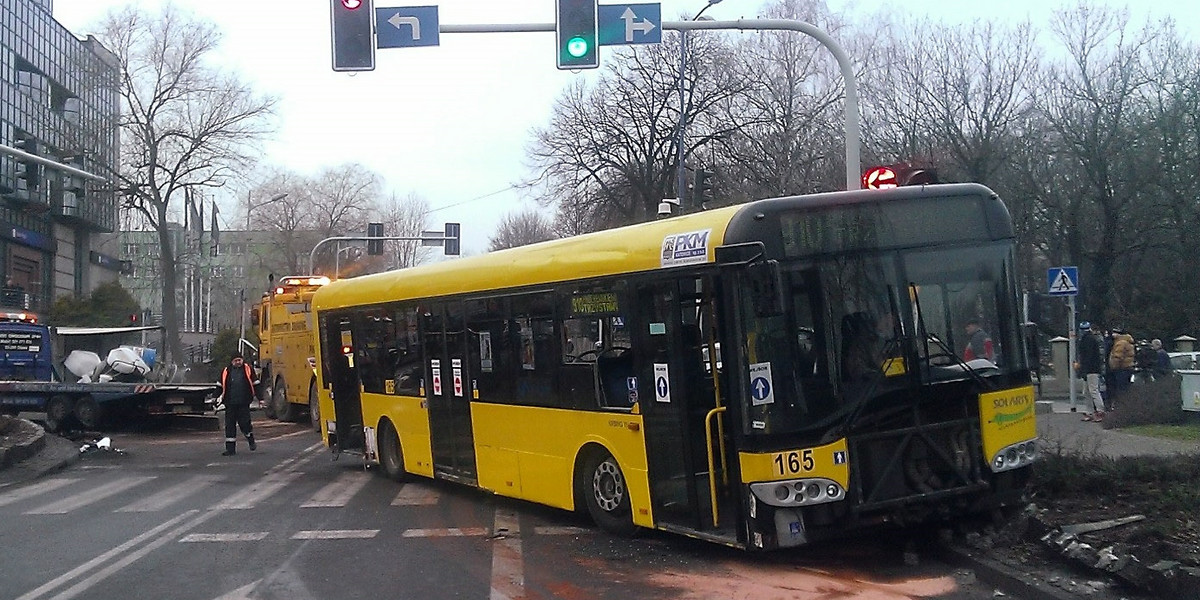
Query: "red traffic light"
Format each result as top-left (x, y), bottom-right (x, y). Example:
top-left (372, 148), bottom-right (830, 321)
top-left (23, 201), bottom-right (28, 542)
top-left (862, 166), bottom-right (898, 190)
top-left (341, 0), bottom-right (363, 8)
top-left (129, 313), bottom-right (138, 324)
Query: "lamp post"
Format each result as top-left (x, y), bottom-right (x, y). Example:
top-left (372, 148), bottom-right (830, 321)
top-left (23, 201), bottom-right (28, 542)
top-left (245, 192), bottom-right (288, 230)
top-left (676, 1), bottom-right (723, 209)
top-left (238, 191), bottom-right (285, 355)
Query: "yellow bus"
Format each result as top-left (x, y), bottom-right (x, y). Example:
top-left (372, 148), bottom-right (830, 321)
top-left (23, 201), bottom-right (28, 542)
top-left (252, 275), bottom-right (329, 428)
top-left (311, 183), bottom-right (1037, 550)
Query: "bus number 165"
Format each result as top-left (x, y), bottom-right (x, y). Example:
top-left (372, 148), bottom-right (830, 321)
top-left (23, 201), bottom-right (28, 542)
top-left (773, 449), bottom-right (815, 476)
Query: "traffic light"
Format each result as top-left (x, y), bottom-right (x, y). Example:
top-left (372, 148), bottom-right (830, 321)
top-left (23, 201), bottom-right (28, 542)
top-left (367, 222), bottom-right (384, 255)
top-left (555, 0), bottom-right (598, 70)
top-left (444, 222), bottom-right (461, 256)
top-left (129, 313), bottom-right (138, 325)
top-left (13, 138), bottom-right (40, 190)
top-left (692, 168), bottom-right (714, 208)
top-left (862, 164), bottom-right (939, 189)
top-left (330, 0), bottom-right (375, 72)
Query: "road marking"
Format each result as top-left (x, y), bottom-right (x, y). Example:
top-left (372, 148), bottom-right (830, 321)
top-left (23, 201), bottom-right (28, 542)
top-left (180, 532), bottom-right (270, 542)
top-left (301, 470), bottom-right (370, 507)
top-left (292, 529), bottom-right (380, 540)
top-left (116, 475), bottom-right (222, 512)
top-left (0, 478), bottom-right (79, 508)
top-left (490, 509), bottom-right (524, 600)
top-left (533, 526), bottom-right (592, 535)
top-left (402, 527), bottom-right (490, 538)
top-left (211, 471), bottom-right (303, 510)
top-left (390, 483), bottom-right (438, 505)
top-left (13, 509), bottom-right (207, 600)
top-left (24, 476), bottom-right (156, 515)
top-left (14, 444), bottom-right (325, 600)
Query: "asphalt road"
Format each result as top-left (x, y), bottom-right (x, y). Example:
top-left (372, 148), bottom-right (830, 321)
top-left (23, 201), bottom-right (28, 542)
top-left (0, 415), bottom-right (1007, 600)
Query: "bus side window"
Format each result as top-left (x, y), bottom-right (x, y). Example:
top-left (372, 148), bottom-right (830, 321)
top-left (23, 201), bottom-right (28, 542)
top-left (391, 306), bottom-right (423, 396)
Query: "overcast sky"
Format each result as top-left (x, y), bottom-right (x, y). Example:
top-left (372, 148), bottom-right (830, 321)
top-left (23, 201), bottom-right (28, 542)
top-left (50, 0), bottom-right (1200, 256)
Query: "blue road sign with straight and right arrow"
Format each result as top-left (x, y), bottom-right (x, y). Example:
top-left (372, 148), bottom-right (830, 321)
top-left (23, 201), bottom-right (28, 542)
top-left (598, 3), bottom-right (662, 46)
top-left (376, 5), bottom-right (440, 48)
top-left (1047, 266), bottom-right (1079, 296)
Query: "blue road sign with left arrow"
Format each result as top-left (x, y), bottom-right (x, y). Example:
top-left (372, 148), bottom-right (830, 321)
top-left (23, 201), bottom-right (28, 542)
top-left (599, 3), bottom-right (662, 46)
top-left (376, 6), bottom-right (439, 48)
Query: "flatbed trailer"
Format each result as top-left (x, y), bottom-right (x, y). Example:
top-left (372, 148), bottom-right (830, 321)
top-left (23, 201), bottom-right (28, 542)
top-left (0, 380), bottom-right (220, 431)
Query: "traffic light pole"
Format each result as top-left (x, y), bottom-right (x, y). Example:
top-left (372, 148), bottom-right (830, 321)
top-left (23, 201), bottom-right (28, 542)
top-left (308, 233), bottom-right (457, 275)
top-left (435, 18), bottom-right (861, 191)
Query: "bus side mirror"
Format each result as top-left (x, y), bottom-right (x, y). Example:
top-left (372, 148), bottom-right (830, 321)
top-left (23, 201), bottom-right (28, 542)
top-left (749, 260), bottom-right (785, 317)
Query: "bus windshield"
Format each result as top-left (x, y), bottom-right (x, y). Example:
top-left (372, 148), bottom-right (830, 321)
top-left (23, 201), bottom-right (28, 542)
top-left (739, 242), bottom-right (1021, 436)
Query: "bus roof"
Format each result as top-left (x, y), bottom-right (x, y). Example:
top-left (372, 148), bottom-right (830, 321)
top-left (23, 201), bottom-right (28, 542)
top-left (311, 183), bottom-right (1006, 313)
top-left (312, 204), bottom-right (741, 312)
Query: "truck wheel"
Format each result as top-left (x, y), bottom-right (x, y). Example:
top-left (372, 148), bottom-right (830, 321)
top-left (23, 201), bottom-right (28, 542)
top-left (44, 396), bottom-right (72, 433)
top-left (261, 379), bottom-right (276, 419)
top-left (308, 381), bottom-right (320, 433)
top-left (75, 396), bottom-right (105, 430)
top-left (578, 450), bottom-right (637, 535)
top-left (274, 379), bottom-right (296, 422)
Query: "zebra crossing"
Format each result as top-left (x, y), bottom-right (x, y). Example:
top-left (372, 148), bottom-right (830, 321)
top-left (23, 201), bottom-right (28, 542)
top-left (0, 449), bottom-right (597, 542)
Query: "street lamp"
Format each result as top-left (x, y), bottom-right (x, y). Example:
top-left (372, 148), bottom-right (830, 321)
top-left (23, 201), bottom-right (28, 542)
top-left (675, 1), bottom-right (724, 210)
top-left (245, 191), bottom-right (288, 230)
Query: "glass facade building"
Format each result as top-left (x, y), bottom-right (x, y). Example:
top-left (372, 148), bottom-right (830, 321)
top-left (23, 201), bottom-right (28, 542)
top-left (0, 0), bottom-right (120, 310)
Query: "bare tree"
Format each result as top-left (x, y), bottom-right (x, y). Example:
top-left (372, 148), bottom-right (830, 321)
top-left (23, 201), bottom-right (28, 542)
top-left (97, 4), bottom-right (276, 363)
top-left (719, 0), bottom-right (850, 199)
top-left (253, 163), bottom-right (380, 275)
top-left (378, 192), bottom-right (432, 269)
top-left (489, 209), bottom-right (557, 251)
top-left (1040, 3), bottom-right (1163, 325)
top-left (528, 32), bottom-right (750, 228)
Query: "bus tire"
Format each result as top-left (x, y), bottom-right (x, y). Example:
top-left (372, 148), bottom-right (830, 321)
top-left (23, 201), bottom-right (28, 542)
top-left (274, 378), bottom-right (296, 422)
top-left (580, 450), bottom-right (637, 535)
top-left (378, 420), bottom-right (407, 482)
top-left (308, 380), bottom-right (320, 433)
top-left (44, 396), bottom-right (72, 433)
top-left (74, 396), bottom-right (104, 430)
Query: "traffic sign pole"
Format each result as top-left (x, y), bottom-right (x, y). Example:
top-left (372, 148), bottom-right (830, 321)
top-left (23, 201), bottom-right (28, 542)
top-left (1068, 295), bottom-right (1076, 412)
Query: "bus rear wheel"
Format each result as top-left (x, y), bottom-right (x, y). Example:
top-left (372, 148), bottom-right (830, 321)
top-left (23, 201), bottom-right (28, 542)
top-left (44, 396), bottom-right (73, 433)
top-left (580, 451), bottom-right (636, 535)
top-left (378, 421), bottom-right (407, 482)
top-left (274, 379), bottom-right (296, 422)
top-left (308, 381), bottom-right (320, 433)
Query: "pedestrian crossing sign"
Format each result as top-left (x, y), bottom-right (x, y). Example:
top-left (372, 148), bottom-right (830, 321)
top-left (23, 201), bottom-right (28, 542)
top-left (1047, 266), bottom-right (1079, 296)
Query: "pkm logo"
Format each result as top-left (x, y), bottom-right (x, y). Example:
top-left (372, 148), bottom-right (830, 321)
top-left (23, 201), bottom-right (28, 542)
top-left (661, 229), bottom-right (712, 268)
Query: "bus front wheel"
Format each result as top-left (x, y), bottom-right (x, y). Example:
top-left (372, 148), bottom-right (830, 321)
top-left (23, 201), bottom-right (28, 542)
top-left (378, 421), bottom-right (407, 482)
top-left (580, 451), bottom-right (636, 535)
top-left (274, 379), bottom-right (296, 422)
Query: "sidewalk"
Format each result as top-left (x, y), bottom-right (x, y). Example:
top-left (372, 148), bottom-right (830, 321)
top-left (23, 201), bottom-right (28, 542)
top-left (1036, 397), bottom-right (1200, 458)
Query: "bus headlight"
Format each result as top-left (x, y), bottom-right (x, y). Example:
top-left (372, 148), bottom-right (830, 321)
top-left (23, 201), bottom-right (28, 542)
top-left (989, 438), bottom-right (1039, 473)
top-left (751, 478), bottom-right (845, 508)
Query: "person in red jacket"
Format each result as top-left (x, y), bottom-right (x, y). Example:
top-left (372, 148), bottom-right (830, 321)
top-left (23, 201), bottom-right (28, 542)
top-left (962, 319), bottom-right (995, 362)
top-left (218, 352), bottom-right (258, 455)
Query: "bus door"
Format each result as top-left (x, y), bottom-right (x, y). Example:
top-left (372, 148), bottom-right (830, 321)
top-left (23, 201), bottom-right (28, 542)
top-left (323, 314), bottom-right (364, 454)
top-left (635, 274), bottom-right (735, 535)
top-left (423, 302), bottom-right (478, 484)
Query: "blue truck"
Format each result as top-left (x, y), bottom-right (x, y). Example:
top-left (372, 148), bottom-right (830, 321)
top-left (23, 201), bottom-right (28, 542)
top-left (0, 310), bottom-right (219, 432)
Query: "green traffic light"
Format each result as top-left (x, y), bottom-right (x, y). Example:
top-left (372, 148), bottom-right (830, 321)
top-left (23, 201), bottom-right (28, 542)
top-left (566, 36), bottom-right (590, 58)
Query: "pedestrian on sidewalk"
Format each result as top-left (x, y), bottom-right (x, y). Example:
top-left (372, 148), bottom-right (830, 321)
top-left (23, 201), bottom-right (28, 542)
top-left (1107, 327), bottom-right (1135, 406)
top-left (1076, 322), bottom-right (1106, 422)
top-left (218, 352), bottom-right (258, 455)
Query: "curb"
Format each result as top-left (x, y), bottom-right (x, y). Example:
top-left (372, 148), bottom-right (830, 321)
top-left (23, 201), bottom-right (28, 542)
top-left (0, 416), bottom-right (47, 469)
top-left (932, 542), bottom-right (1078, 600)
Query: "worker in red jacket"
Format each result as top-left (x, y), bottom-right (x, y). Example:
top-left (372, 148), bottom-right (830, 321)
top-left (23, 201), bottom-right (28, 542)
top-left (218, 352), bottom-right (258, 455)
